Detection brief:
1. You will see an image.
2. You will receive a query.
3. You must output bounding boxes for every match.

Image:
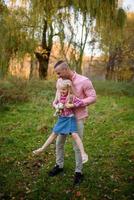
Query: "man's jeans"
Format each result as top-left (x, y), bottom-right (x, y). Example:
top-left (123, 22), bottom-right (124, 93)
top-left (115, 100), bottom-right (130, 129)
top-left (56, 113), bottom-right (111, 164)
top-left (56, 119), bottom-right (84, 173)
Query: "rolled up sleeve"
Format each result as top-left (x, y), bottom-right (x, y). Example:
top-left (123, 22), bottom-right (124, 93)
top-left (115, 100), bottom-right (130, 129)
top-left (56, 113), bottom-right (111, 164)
top-left (81, 79), bottom-right (96, 106)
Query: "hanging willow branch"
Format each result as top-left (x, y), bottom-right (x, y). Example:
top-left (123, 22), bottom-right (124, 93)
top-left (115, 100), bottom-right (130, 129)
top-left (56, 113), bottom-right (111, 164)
top-left (1, 0), bottom-right (126, 78)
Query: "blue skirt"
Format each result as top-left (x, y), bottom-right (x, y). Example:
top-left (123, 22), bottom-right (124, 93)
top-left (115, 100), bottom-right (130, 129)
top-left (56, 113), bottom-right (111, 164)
top-left (53, 116), bottom-right (78, 135)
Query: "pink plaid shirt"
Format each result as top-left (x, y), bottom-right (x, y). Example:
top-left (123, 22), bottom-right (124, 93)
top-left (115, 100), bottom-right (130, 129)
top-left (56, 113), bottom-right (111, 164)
top-left (54, 72), bottom-right (96, 120)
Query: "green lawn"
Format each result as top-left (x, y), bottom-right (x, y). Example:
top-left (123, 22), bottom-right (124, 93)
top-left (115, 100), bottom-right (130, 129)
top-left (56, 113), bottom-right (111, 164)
top-left (0, 79), bottom-right (134, 200)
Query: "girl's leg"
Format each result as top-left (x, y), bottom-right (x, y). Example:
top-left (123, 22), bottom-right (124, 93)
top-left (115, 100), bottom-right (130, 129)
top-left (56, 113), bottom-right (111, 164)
top-left (72, 133), bottom-right (88, 164)
top-left (33, 132), bottom-right (57, 155)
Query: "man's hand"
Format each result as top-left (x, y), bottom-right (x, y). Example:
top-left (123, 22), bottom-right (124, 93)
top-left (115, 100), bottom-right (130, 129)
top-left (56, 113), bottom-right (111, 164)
top-left (65, 103), bottom-right (74, 108)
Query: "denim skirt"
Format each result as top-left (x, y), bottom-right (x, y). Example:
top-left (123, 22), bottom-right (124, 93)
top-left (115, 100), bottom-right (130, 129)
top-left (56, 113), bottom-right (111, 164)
top-left (53, 116), bottom-right (78, 135)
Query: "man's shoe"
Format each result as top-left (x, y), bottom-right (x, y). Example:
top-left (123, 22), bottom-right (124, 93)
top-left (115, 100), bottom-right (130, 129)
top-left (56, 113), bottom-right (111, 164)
top-left (73, 172), bottom-right (84, 185)
top-left (48, 164), bottom-right (63, 177)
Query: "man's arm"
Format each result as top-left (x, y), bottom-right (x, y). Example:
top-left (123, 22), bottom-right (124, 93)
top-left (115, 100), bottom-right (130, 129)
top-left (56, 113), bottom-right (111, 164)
top-left (52, 80), bottom-right (60, 108)
top-left (81, 79), bottom-right (96, 106)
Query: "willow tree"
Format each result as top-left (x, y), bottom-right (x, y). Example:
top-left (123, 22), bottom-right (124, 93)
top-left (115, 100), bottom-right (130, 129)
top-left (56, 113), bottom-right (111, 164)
top-left (55, 8), bottom-right (93, 74)
top-left (95, 6), bottom-right (126, 80)
top-left (103, 12), bottom-right (134, 81)
top-left (6, 0), bottom-right (126, 78)
top-left (30, 0), bottom-right (124, 78)
top-left (0, 0), bottom-right (36, 77)
top-left (0, 1), bottom-right (8, 76)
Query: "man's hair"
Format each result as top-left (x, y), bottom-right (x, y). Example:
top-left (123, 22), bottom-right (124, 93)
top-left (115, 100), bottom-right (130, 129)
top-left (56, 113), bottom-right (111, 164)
top-left (54, 60), bottom-right (67, 68)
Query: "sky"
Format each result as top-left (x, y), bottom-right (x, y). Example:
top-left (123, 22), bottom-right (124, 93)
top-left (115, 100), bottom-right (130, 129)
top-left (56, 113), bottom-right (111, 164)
top-left (122, 0), bottom-right (134, 11)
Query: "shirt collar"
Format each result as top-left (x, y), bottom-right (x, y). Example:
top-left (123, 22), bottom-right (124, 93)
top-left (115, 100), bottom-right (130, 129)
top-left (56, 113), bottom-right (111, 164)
top-left (71, 71), bottom-right (77, 81)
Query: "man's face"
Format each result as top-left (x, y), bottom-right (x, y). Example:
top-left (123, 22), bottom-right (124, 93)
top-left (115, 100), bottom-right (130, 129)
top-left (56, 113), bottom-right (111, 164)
top-left (54, 65), bottom-right (69, 79)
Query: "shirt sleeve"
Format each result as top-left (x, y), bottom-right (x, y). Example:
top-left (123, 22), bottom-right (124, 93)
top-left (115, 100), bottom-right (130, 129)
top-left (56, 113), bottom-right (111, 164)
top-left (73, 96), bottom-right (84, 107)
top-left (52, 80), bottom-right (60, 108)
top-left (81, 79), bottom-right (96, 106)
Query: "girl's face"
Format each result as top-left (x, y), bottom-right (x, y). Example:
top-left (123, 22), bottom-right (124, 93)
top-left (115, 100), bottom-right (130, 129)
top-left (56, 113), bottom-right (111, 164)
top-left (60, 87), bottom-right (68, 96)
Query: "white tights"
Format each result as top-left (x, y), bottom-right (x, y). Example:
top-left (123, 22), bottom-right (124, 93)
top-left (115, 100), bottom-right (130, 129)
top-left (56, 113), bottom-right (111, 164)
top-left (33, 132), bottom-right (88, 163)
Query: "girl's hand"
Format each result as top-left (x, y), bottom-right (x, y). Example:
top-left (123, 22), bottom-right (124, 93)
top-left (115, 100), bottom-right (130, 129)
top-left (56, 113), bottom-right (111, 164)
top-left (65, 103), bottom-right (74, 108)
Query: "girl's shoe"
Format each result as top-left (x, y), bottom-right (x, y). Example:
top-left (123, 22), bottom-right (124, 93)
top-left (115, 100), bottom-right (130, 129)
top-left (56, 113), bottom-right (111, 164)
top-left (33, 148), bottom-right (43, 155)
top-left (82, 153), bottom-right (88, 164)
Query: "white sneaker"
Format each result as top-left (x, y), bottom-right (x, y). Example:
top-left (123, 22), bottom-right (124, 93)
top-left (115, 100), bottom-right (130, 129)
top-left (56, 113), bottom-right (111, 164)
top-left (82, 153), bottom-right (88, 164)
top-left (33, 148), bottom-right (43, 155)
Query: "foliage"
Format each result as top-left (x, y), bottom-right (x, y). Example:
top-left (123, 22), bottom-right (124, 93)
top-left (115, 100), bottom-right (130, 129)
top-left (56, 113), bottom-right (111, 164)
top-left (99, 12), bottom-right (134, 81)
top-left (0, 79), bottom-right (133, 199)
top-left (94, 80), bottom-right (134, 96)
top-left (1, 0), bottom-right (126, 78)
top-left (0, 77), bottom-right (134, 109)
top-left (97, 8), bottom-right (126, 54)
top-left (0, 77), bottom-right (29, 107)
top-left (0, 1), bottom-right (37, 77)
top-left (118, 13), bottom-right (134, 80)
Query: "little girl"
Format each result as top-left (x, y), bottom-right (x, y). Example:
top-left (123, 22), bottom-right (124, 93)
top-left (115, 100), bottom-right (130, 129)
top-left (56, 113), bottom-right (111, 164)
top-left (33, 79), bottom-right (88, 164)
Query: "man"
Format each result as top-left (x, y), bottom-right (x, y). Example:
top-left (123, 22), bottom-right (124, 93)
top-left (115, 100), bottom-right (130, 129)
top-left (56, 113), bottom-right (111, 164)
top-left (48, 60), bottom-right (96, 185)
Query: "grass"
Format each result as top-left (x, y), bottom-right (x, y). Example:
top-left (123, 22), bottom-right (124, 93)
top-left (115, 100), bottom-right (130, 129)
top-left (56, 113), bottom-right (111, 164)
top-left (0, 78), bottom-right (134, 200)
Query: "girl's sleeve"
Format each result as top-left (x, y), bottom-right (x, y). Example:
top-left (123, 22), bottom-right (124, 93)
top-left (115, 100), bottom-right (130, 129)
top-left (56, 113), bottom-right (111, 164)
top-left (73, 96), bottom-right (84, 107)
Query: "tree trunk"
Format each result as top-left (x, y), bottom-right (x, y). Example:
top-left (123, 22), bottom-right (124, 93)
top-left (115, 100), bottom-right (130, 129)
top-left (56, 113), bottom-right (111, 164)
top-left (106, 51), bottom-right (116, 80)
top-left (34, 48), bottom-right (50, 79)
top-left (34, 19), bottom-right (52, 79)
top-left (38, 57), bottom-right (49, 79)
top-left (106, 47), bottom-right (123, 81)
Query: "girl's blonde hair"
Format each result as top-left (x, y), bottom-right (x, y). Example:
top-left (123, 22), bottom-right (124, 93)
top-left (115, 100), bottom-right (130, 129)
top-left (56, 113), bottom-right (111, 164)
top-left (57, 79), bottom-right (72, 90)
top-left (56, 79), bottom-right (73, 102)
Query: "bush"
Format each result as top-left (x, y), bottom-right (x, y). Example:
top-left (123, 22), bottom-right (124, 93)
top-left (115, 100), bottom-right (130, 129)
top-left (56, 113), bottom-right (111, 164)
top-left (0, 78), bottom-right (29, 105)
top-left (93, 80), bottom-right (134, 97)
